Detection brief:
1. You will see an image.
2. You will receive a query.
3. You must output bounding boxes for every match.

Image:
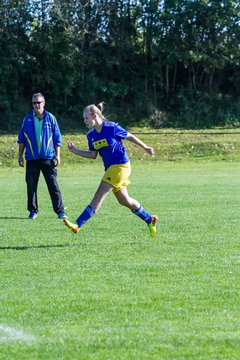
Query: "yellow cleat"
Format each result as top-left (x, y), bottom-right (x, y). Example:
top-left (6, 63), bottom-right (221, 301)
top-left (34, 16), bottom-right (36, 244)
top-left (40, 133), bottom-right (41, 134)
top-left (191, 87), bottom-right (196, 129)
top-left (148, 215), bottom-right (158, 238)
top-left (64, 218), bottom-right (79, 234)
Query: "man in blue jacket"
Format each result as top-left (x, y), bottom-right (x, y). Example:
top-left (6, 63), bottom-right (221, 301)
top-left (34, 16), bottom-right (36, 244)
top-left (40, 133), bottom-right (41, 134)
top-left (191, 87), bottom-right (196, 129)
top-left (18, 93), bottom-right (67, 220)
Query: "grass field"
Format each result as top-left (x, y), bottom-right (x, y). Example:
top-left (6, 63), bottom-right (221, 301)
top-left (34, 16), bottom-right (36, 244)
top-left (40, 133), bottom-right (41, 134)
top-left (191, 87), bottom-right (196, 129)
top-left (2, 127), bottom-right (240, 167)
top-left (1, 131), bottom-right (240, 359)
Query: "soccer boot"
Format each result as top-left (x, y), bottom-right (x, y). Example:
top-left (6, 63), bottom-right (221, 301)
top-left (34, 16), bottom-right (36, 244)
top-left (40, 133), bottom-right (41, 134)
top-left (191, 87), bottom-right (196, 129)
top-left (64, 218), bottom-right (79, 234)
top-left (148, 215), bottom-right (158, 238)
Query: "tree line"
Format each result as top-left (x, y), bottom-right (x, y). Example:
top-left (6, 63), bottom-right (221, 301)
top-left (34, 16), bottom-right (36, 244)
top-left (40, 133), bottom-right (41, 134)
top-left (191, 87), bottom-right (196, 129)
top-left (0, 0), bottom-right (240, 132)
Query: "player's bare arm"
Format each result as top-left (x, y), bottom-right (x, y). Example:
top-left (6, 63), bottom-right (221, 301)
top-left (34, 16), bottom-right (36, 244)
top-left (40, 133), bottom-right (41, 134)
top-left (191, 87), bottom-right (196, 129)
top-left (125, 133), bottom-right (155, 155)
top-left (67, 141), bottom-right (98, 159)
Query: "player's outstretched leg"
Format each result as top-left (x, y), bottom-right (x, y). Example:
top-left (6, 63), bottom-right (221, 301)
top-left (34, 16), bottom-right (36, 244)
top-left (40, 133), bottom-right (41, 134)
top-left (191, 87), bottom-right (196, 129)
top-left (115, 189), bottom-right (158, 239)
top-left (148, 215), bottom-right (158, 238)
top-left (63, 205), bottom-right (95, 234)
top-left (64, 218), bottom-right (79, 234)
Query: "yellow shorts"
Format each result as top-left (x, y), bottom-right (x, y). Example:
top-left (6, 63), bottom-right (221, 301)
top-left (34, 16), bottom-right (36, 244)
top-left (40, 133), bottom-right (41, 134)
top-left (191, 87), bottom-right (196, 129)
top-left (102, 162), bottom-right (131, 193)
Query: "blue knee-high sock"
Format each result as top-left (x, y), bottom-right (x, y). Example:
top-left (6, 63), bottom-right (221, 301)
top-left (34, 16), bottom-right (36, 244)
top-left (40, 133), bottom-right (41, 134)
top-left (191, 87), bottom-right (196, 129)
top-left (76, 205), bottom-right (95, 228)
top-left (131, 205), bottom-right (152, 224)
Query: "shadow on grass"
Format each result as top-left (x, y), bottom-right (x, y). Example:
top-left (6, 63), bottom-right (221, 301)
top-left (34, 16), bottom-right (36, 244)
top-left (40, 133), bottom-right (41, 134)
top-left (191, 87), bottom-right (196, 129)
top-left (0, 217), bottom-right (28, 220)
top-left (0, 243), bottom-right (78, 251)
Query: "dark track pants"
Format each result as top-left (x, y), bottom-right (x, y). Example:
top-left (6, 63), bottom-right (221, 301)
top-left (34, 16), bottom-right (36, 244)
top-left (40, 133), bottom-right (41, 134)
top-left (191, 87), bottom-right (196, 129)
top-left (26, 159), bottom-right (64, 214)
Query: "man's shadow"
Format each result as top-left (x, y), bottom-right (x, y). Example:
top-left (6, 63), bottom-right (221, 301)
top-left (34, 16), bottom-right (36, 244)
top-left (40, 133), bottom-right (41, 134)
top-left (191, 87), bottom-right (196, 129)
top-left (0, 243), bottom-right (78, 251)
top-left (0, 216), bottom-right (28, 220)
top-left (0, 217), bottom-right (80, 250)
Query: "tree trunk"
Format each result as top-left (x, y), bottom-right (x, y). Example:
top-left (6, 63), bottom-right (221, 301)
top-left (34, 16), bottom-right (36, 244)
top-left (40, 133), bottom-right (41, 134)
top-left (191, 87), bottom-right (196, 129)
top-left (165, 64), bottom-right (169, 99)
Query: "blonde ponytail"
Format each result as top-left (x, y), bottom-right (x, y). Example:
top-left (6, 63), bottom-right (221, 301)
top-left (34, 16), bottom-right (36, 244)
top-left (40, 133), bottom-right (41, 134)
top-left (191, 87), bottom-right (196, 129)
top-left (83, 102), bottom-right (105, 119)
top-left (97, 102), bottom-right (104, 113)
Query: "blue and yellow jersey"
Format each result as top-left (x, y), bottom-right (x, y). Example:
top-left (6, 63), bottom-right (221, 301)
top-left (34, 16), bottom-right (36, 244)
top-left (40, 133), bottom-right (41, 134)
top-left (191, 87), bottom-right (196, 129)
top-left (18, 110), bottom-right (62, 160)
top-left (87, 121), bottom-right (129, 170)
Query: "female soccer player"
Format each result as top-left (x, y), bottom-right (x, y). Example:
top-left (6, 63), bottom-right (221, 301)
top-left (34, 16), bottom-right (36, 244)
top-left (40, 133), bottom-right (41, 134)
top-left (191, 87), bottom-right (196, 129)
top-left (64, 103), bottom-right (158, 237)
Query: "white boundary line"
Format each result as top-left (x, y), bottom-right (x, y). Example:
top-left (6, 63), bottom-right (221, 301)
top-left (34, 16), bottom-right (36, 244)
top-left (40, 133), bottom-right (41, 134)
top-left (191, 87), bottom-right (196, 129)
top-left (0, 324), bottom-right (35, 342)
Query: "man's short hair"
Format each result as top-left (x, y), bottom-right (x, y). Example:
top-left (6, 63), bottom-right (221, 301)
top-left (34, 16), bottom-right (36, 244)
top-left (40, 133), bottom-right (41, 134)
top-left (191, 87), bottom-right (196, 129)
top-left (32, 93), bottom-right (45, 102)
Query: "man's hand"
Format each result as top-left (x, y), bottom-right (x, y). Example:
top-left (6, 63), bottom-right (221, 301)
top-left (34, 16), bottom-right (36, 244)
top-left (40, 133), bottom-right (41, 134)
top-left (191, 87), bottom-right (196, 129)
top-left (18, 143), bottom-right (25, 167)
top-left (18, 155), bottom-right (24, 167)
top-left (54, 156), bottom-right (60, 167)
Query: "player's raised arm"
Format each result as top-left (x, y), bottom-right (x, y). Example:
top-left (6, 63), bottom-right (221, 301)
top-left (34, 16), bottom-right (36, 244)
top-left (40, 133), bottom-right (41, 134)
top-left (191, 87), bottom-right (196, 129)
top-left (125, 133), bottom-right (155, 155)
top-left (67, 141), bottom-right (98, 159)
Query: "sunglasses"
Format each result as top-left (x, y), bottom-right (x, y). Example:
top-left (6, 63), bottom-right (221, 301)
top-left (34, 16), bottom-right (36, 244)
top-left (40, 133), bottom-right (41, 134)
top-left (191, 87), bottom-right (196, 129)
top-left (32, 101), bottom-right (43, 105)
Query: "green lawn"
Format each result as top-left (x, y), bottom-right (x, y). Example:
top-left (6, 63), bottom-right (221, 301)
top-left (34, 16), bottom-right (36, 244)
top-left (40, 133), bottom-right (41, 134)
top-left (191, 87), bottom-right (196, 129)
top-left (2, 128), bottom-right (240, 167)
top-left (0, 160), bottom-right (240, 359)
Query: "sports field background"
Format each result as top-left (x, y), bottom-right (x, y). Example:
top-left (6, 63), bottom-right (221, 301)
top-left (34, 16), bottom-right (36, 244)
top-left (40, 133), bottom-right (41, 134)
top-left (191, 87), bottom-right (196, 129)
top-left (0, 130), bottom-right (240, 359)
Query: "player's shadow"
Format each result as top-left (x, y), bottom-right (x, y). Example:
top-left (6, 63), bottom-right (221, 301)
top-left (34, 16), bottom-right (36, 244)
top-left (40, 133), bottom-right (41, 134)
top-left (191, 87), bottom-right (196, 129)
top-left (0, 216), bottom-right (27, 220)
top-left (0, 243), bottom-right (77, 251)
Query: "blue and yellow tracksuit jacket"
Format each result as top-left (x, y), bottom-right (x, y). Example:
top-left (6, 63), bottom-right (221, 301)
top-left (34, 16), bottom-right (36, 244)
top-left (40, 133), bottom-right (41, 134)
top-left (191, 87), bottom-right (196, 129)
top-left (18, 110), bottom-right (62, 160)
